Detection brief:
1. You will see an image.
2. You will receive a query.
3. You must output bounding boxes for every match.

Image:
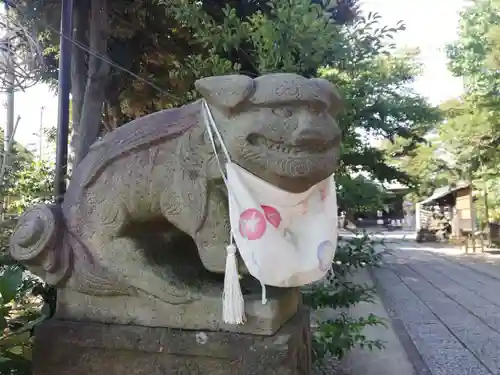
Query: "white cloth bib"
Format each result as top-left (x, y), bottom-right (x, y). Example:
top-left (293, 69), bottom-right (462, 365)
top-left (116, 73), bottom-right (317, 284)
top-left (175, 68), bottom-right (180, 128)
top-left (227, 164), bottom-right (338, 287)
top-left (202, 100), bottom-right (338, 324)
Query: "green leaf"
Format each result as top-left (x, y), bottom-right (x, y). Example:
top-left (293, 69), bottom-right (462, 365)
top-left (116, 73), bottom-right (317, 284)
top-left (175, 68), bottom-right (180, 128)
top-left (2, 314), bottom-right (47, 340)
top-left (0, 268), bottom-right (23, 303)
top-left (0, 332), bottom-right (31, 349)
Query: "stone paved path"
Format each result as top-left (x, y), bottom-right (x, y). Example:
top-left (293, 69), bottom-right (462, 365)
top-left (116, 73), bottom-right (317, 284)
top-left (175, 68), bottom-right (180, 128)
top-left (372, 239), bottom-right (500, 375)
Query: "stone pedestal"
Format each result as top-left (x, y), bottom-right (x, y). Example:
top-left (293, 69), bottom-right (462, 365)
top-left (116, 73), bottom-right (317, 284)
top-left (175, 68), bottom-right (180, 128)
top-left (33, 308), bottom-right (311, 375)
top-left (55, 285), bottom-right (300, 335)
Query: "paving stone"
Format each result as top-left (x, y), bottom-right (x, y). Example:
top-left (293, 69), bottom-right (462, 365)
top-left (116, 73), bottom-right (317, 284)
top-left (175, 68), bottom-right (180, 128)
top-left (390, 247), bottom-right (500, 316)
top-left (406, 259), bottom-right (500, 333)
top-left (430, 260), bottom-right (500, 307)
top-left (387, 261), bottom-right (500, 372)
top-left (396, 241), bottom-right (500, 304)
top-left (394, 248), bottom-right (500, 307)
top-left (373, 265), bottom-right (491, 375)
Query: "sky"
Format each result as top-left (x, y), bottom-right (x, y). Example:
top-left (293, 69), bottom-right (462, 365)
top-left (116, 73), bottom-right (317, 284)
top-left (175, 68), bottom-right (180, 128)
top-left (361, 0), bottom-right (467, 104)
top-left (1, 0), bottom-right (468, 148)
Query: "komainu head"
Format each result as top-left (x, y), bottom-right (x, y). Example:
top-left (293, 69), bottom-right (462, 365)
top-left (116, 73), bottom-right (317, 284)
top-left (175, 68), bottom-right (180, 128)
top-left (195, 73), bottom-right (343, 193)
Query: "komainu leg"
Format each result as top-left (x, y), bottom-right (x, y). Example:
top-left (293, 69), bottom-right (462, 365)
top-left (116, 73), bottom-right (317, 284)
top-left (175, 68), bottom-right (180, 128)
top-left (194, 190), bottom-right (232, 273)
top-left (97, 237), bottom-right (193, 304)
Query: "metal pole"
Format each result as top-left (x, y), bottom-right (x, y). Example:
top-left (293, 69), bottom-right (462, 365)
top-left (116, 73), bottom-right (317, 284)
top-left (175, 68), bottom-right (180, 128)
top-left (39, 105), bottom-right (44, 160)
top-left (4, 2), bottom-right (14, 174)
top-left (54, 0), bottom-right (73, 204)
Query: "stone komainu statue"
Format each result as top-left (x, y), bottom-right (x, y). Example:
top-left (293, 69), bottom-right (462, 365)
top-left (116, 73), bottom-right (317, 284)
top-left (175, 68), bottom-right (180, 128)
top-left (9, 73), bottom-right (343, 304)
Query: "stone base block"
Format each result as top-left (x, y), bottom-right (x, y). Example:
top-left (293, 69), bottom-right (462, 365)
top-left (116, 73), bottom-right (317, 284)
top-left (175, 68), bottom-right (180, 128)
top-left (55, 286), bottom-right (300, 335)
top-left (33, 308), bottom-right (312, 375)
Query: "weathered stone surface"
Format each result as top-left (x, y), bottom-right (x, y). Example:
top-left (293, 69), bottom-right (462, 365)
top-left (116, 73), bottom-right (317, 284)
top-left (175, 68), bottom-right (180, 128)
top-left (9, 73), bottom-right (343, 325)
top-left (55, 285), bottom-right (301, 335)
top-left (33, 308), bottom-right (312, 375)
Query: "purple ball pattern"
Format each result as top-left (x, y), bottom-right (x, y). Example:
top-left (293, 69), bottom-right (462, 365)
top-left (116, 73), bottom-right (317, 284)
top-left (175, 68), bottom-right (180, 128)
top-left (317, 240), bottom-right (335, 272)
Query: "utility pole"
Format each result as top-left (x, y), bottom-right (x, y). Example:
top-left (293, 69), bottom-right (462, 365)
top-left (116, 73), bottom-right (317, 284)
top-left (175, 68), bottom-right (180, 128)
top-left (54, 0), bottom-right (74, 203)
top-left (3, 2), bottom-right (14, 170)
top-left (39, 105), bottom-right (44, 160)
top-left (1, 2), bottom-right (15, 220)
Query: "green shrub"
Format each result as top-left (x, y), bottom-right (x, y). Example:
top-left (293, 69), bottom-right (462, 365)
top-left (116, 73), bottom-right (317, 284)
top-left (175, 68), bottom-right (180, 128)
top-left (303, 232), bottom-right (387, 363)
top-left (0, 266), bottom-right (48, 375)
top-left (0, 219), bottom-right (54, 375)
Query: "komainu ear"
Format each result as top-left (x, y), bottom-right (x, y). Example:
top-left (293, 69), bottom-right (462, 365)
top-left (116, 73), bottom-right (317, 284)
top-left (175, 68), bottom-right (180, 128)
top-left (310, 78), bottom-right (344, 116)
top-left (194, 75), bottom-right (255, 109)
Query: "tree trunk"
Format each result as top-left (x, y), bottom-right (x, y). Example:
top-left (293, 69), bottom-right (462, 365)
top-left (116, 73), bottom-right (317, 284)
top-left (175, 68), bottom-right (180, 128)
top-left (74, 0), bottom-right (109, 166)
top-left (70, 0), bottom-right (89, 163)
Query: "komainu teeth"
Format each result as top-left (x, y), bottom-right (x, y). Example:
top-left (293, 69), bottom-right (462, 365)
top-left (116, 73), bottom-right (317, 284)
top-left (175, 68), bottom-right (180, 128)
top-left (259, 137), bottom-right (327, 154)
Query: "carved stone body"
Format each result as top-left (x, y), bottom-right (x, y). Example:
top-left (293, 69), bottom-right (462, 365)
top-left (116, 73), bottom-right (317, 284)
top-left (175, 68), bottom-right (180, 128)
top-left (10, 73), bottom-right (342, 312)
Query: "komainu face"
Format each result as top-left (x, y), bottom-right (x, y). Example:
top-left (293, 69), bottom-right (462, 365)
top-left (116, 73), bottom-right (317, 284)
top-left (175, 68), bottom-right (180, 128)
top-left (196, 73), bottom-right (343, 193)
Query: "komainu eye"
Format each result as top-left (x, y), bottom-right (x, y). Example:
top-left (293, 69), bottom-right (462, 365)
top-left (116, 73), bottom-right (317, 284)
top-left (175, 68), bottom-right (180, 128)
top-left (308, 104), bottom-right (322, 116)
top-left (272, 107), bottom-right (293, 118)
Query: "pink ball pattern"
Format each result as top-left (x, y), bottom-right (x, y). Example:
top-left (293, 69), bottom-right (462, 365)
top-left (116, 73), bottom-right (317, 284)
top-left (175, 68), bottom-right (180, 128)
top-left (320, 187), bottom-right (328, 201)
top-left (261, 205), bottom-right (282, 228)
top-left (239, 208), bottom-right (267, 240)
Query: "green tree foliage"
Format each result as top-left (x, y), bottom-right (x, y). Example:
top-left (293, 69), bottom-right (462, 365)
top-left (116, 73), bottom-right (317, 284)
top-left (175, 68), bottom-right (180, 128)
top-left (336, 175), bottom-right (385, 214)
top-left (0, 119), bottom-right (56, 374)
top-left (0, 131), bottom-right (34, 202)
top-left (165, 0), bottom-right (440, 214)
top-left (438, 99), bottom-right (500, 225)
top-left (379, 2), bottom-right (500, 206)
top-left (7, 161), bottom-right (55, 214)
top-left (438, 99), bottom-right (499, 176)
top-left (446, 0), bottom-right (500, 109)
top-left (1, 0), bottom-right (441, 367)
top-left (443, 0), bottom-right (500, 223)
top-left (0, 157), bottom-right (54, 374)
top-left (445, 0), bottom-right (500, 172)
top-left (380, 130), bottom-right (459, 199)
top-left (167, 1), bottom-right (440, 185)
top-left (382, 0), bottom-right (500, 202)
top-left (0, 263), bottom-right (52, 375)
top-left (11, 0), bottom-right (438, 183)
top-left (445, 0), bottom-right (500, 175)
top-left (3, 0), bottom-right (439, 219)
top-left (11, 0), bottom-right (357, 116)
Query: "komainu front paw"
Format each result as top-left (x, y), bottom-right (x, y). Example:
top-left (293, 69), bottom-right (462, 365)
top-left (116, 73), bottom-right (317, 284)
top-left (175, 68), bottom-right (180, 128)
top-left (196, 242), bottom-right (249, 275)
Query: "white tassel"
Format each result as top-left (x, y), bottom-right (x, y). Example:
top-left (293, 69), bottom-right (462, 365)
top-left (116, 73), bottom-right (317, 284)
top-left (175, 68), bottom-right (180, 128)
top-left (222, 244), bottom-right (246, 324)
top-left (260, 281), bottom-right (267, 304)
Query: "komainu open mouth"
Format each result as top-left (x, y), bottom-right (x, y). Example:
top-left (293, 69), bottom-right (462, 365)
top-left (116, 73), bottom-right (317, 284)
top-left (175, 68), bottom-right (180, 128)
top-left (247, 134), bottom-right (335, 154)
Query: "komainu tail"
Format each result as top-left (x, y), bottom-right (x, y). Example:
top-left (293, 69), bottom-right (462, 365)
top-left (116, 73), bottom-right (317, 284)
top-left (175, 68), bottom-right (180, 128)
top-left (9, 204), bottom-right (71, 286)
top-left (9, 204), bottom-right (134, 296)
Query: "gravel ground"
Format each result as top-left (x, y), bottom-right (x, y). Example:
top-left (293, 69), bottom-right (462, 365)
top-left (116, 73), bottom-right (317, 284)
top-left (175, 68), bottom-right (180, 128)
top-left (312, 358), bottom-right (348, 375)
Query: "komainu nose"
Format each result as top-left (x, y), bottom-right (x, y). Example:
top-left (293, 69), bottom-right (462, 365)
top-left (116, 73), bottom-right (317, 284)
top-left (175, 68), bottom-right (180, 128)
top-left (291, 128), bottom-right (324, 144)
top-left (291, 127), bottom-right (341, 151)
